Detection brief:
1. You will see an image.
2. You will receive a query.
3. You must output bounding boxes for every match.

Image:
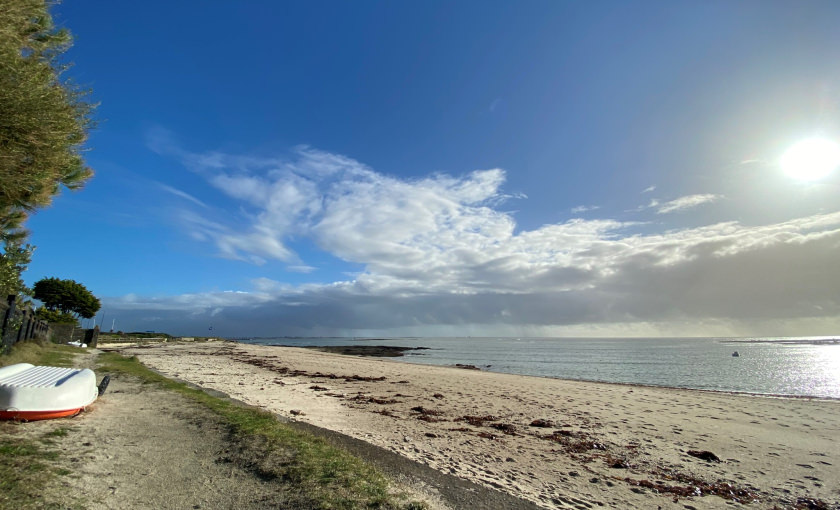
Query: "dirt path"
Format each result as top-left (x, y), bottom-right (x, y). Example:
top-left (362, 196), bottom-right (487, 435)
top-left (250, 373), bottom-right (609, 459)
top-left (14, 350), bottom-right (295, 509)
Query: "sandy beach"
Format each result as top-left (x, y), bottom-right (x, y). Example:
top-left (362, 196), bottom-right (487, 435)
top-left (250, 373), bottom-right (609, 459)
top-left (112, 341), bottom-right (840, 509)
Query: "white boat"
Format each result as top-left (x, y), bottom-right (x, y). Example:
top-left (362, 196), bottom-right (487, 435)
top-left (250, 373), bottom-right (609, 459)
top-left (0, 363), bottom-right (101, 421)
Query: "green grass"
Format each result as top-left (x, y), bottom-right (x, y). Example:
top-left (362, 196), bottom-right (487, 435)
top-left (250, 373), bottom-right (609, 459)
top-left (44, 427), bottom-right (70, 438)
top-left (97, 352), bottom-right (426, 510)
top-left (0, 430), bottom-right (75, 510)
top-left (0, 339), bottom-right (82, 368)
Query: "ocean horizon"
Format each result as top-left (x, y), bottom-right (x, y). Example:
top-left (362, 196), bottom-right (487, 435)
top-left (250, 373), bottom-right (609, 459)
top-left (233, 336), bottom-right (840, 399)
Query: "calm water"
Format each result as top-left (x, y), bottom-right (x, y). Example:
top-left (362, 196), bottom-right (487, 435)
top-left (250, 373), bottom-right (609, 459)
top-left (234, 337), bottom-right (840, 399)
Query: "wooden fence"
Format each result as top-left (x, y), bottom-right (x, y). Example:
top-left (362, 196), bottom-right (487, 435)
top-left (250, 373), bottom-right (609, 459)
top-left (1, 294), bottom-right (50, 351)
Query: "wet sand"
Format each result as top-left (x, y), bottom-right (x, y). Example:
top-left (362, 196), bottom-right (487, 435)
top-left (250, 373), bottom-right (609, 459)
top-left (113, 341), bottom-right (840, 509)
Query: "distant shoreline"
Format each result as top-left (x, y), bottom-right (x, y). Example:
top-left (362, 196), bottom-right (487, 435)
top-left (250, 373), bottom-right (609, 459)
top-left (228, 337), bottom-right (840, 399)
top-left (268, 341), bottom-right (838, 402)
top-left (298, 345), bottom-right (430, 357)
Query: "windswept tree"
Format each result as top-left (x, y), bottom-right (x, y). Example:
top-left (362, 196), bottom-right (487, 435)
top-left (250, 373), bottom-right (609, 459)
top-left (33, 277), bottom-right (100, 319)
top-left (0, 0), bottom-right (95, 294)
top-left (0, 241), bottom-right (32, 297)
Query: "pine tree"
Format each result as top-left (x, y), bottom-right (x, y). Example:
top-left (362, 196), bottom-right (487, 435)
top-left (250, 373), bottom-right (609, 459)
top-left (0, 0), bottom-right (95, 294)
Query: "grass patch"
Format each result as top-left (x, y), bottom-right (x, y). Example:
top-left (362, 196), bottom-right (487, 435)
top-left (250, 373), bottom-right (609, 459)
top-left (97, 352), bottom-right (426, 510)
top-left (0, 339), bottom-right (82, 368)
top-left (0, 428), bottom-right (76, 510)
top-left (44, 427), bottom-right (70, 438)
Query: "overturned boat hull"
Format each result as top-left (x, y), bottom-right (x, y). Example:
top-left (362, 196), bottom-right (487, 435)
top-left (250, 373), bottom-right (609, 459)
top-left (0, 363), bottom-right (98, 421)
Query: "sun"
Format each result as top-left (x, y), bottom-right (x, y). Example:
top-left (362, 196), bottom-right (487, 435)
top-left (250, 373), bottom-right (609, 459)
top-left (780, 138), bottom-right (840, 181)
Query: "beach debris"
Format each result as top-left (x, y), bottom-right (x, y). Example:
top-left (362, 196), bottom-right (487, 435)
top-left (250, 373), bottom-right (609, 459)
top-left (289, 409), bottom-right (304, 416)
top-left (433, 393), bottom-right (445, 399)
top-left (309, 385), bottom-right (329, 391)
top-left (410, 406), bottom-right (446, 422)
top-left (225, 353), bottom-right (390, 382)
top-left (607, 456), bottom-right (630, 469)
top-left (795, 497), bottom-right (830, 509)
top-left (529, 419), bottom-right (554, 428)
top-left (374, 409), bottom-right (397, 417)
top-left (455, 414), bottom-right (497, 427)
top-left (410, 406), bottom-right (441, 414)
top-left (477, 432), bottom-right (499, 440)
top-left (348, 394), bottom-right (400, 404)
top-left (687, 450), bottom-right (721, 462)
top-left (343, 374), bottom-right (387, 382)
top-left (623, 477), bottom-right (758, 503)
top-left (542, 430), bottom-right (606, 453)
top-left (425, 432), bottom-right (438, 438)
top-left (490, 422), bottom-right (518, 435)
top-left (395, 380), bottom-right (410, 384)
top-left (454, 364), bottom-right (480, 370)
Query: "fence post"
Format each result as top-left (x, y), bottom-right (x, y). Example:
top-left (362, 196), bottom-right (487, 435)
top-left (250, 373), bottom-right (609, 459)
top-left (16, 312), bottom-right (29, 343)
top-left (24, 310), bottom-right (34, 340)
top-left (2, 295), bottom-right (17, 349)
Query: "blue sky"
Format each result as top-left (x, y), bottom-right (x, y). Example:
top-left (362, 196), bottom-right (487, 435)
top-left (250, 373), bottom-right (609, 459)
top-left (21, 1), bottom-right (840, 337)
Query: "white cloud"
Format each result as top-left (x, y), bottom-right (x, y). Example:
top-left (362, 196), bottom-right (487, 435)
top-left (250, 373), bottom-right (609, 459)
top-left (629, 194), bottom-right (721, 215)
top-left (642, 185), bottom-right (656, 194)
top-left (571, 205), bottom-right (600, 214)
top-left (151, 132), bottom-right (522, 270)
top-left (656, 194), bottom-right (722, 214)
top-left (128, 135), bottom-right (840, 336)
top-left (156, 183), bottom-right (208, 208)
top-left (627, 198), bottom-right (659, 213)
top-left (287, 265), bottom-right (317, 273)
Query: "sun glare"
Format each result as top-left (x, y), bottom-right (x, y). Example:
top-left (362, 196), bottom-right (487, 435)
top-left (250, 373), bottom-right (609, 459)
top-left (780, 138), bottom-right (840, 181)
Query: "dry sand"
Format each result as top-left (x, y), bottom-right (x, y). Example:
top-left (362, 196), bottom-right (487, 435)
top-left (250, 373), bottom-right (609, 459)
top-left (115, 341), bottom-right (840, 510)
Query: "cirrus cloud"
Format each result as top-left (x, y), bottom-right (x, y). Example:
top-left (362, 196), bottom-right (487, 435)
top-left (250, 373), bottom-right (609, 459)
top-left (656, 194), bottom-right (722, 214)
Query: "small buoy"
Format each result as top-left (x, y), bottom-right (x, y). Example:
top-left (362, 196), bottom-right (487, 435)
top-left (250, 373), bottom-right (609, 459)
top-left (732, 351), bottom-right (740, 357)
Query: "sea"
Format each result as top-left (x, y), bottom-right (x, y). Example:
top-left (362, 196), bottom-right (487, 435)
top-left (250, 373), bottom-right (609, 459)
top-left (233, 336), bottom-right (840, 399)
